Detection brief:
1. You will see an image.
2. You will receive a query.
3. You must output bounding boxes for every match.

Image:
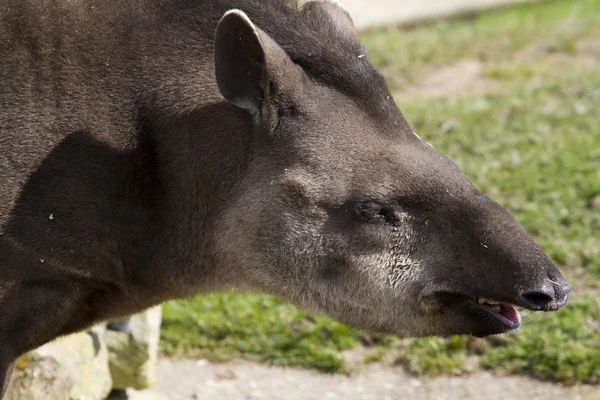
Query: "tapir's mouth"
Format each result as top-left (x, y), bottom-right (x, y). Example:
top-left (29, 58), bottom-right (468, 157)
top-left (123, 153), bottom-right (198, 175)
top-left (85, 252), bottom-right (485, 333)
top-left (421, 274), bottom-right (570, 336)
top-left (467, 296), bottom-right (521, 330)
top-left (424, 292), bottom-right (528, 336)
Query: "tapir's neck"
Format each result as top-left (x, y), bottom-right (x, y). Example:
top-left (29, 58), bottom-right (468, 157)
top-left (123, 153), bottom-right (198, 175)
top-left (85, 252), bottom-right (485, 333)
top-left (128, 11), bottom-right (258, 297)
top-left (138, 101), bottom-right (255, 297)
top-left (0, 0), bottom-right (256, 307)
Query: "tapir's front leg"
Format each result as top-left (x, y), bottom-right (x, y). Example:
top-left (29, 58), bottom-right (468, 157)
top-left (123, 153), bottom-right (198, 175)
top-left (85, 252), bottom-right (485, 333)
top-left (0, 283), bottom-right (76, 399)
top-left (0, 360), bottom-right (16, 399)
top-left (0, 243), bottom-right (95, 399)
top-left (0, 280), bottom-right (83, 399)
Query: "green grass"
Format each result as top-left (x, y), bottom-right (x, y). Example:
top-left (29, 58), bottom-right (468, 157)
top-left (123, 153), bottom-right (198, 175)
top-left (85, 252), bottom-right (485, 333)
top-left (359, 0), bottom-right (600, 83)
top-left (394, 335), bottom-right (474, 376)
top-left (161, 0), bottom-right (600, 384)
top-left (160, 293), bottom-right (359, 372)
top-left (481, 297), bottom-right (600, 384)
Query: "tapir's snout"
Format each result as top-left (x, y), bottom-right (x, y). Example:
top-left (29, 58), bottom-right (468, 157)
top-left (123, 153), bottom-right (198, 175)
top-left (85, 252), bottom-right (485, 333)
top-left (479, 197), bottom-right (573, 313)
top-left (417, 189), bottom-right (573, 337)
top-left (519, 272), bottom-right (571, 312)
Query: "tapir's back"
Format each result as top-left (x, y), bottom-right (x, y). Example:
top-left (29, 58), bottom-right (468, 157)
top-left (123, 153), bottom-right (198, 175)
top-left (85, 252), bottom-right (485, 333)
top-left (0, 0), bottom-right (230, 227)
top-left (0, 1), bottom-right (143, 223)
top-left (0, 0), bottom-right (294, 226)
top-left (0, 0), bottom-right (276, 219)
top-left (0, 0), bottom-right (144, 139)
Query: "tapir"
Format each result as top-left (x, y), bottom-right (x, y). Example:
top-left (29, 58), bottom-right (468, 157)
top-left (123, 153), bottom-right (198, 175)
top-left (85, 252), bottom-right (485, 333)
top-left (0, 0), bottom-right (571, 395)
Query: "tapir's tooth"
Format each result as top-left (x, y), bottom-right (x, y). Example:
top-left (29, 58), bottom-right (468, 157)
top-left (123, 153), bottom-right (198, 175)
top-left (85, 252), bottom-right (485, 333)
top-left (478, 298), bottom-right (487, 304)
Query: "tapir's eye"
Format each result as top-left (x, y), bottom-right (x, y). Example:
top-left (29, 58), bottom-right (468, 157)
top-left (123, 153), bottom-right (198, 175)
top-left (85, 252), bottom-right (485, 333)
top-left (354, 201), bottom-right (398, 224)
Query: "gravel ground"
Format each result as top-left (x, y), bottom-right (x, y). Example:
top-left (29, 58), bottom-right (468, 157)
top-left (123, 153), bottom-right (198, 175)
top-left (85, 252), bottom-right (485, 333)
top-left (149, 358), bottom-right (600, 400)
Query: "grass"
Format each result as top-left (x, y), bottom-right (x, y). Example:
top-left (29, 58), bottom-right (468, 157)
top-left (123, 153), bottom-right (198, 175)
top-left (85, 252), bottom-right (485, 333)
top-left (160, 293), bottom-right (359, 372)
top-left (360, 0), bottom-right (600, 82)
top-left (160, 0), bottom-right (600, 384)
top-left (481, 297), bottom-right (600, 384)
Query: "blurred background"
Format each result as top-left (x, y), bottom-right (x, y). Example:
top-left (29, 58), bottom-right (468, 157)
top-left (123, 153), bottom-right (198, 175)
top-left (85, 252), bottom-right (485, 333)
top-left (8, 0), bottom-right (599, 399)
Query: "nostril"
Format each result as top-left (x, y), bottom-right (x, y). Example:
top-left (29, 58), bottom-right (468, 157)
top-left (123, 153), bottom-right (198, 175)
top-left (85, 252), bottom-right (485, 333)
top-left (520, 291), bottom-right (554, 310)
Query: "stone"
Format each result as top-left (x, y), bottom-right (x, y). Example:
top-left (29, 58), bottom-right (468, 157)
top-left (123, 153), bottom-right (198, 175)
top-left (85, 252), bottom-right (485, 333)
top-left (106, 306), bottom-right (162, 390)
top-left (589, 194), bottom-right (600, 209)
top-left (6, 325), bottom-right (112, 400)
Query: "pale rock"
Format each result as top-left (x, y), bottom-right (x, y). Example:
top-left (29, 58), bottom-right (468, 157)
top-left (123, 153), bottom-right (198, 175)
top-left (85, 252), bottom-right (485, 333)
top-left (106, 306), bottom-right (162, 390)
top-left (6, 325), bottom-right (112, 400)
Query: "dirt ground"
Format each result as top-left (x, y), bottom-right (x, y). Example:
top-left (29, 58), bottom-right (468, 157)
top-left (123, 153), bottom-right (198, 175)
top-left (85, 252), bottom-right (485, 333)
top-left (149, 358), bottom-right (599, 400)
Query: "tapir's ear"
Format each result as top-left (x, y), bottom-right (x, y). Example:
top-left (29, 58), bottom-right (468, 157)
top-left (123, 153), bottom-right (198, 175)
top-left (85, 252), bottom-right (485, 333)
top-left (214, 10), bottom-right (266, 115)
top-left (214, 9), bottom-right (305, 119)
top-left (301, 0), bottom-right (355, 39)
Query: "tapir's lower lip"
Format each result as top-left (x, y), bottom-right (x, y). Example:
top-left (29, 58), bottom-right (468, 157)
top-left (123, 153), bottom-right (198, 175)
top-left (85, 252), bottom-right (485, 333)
top-left (468, 297), bottom-right (521, 331)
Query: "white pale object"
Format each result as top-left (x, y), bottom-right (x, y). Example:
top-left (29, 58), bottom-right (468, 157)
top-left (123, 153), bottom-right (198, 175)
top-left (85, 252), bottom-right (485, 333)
top-left (303, 0), bottom-right (537, 30)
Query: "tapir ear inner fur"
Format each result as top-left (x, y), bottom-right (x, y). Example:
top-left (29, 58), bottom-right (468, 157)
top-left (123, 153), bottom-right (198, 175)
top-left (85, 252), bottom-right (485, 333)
top-left (214, 10), bottom-right (267, 115)
top-left (214, 9), bottom-right (307, 123)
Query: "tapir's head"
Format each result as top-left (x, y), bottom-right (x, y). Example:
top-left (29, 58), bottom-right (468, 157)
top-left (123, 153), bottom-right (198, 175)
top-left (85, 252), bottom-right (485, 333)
top-left (212, 1), bottom-right (571, 337)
